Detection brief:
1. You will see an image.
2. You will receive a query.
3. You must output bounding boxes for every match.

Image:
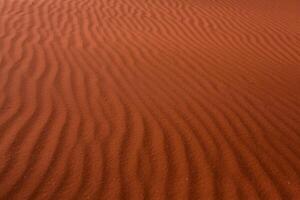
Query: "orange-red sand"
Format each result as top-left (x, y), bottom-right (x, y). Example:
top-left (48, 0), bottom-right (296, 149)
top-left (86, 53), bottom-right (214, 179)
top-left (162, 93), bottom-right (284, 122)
top-left (0, 0), bottom-right (300, 199)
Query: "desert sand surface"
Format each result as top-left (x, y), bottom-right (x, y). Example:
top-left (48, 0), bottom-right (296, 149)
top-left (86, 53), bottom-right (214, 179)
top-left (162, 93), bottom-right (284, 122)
top-left (0, 0), bottom-right (300, 199)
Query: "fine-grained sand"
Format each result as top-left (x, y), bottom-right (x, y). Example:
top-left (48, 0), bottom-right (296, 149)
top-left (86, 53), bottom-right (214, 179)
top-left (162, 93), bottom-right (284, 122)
top-left (0, 0), bottom-right (300, 199)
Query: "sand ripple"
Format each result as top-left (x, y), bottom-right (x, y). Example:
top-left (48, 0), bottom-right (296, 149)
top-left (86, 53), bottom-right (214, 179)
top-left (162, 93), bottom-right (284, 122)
top-left (0, 0), bottom-right (300, 199)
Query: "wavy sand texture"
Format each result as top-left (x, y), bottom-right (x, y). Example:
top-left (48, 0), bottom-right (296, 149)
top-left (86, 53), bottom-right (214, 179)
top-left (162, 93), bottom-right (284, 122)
top-left (0, 0), bottom-right (300, 199)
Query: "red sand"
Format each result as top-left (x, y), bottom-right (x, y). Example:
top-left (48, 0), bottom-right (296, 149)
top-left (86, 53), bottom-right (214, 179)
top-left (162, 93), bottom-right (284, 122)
top-left (0, 0), bottom-right (300, 199)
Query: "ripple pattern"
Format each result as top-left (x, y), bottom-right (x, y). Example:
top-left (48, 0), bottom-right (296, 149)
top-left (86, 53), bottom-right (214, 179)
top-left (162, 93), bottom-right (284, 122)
top-left (0, 0), bottom-right (300, 199)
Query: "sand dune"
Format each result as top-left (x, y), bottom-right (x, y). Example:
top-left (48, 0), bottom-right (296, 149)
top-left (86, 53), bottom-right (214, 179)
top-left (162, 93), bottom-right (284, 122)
top-left (0, 0), bottom-right (300, 199)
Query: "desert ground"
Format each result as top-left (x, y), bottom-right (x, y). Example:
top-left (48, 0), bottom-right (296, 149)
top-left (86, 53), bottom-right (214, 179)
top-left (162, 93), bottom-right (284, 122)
top-left (0, 0), bottom-right (300, 199)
